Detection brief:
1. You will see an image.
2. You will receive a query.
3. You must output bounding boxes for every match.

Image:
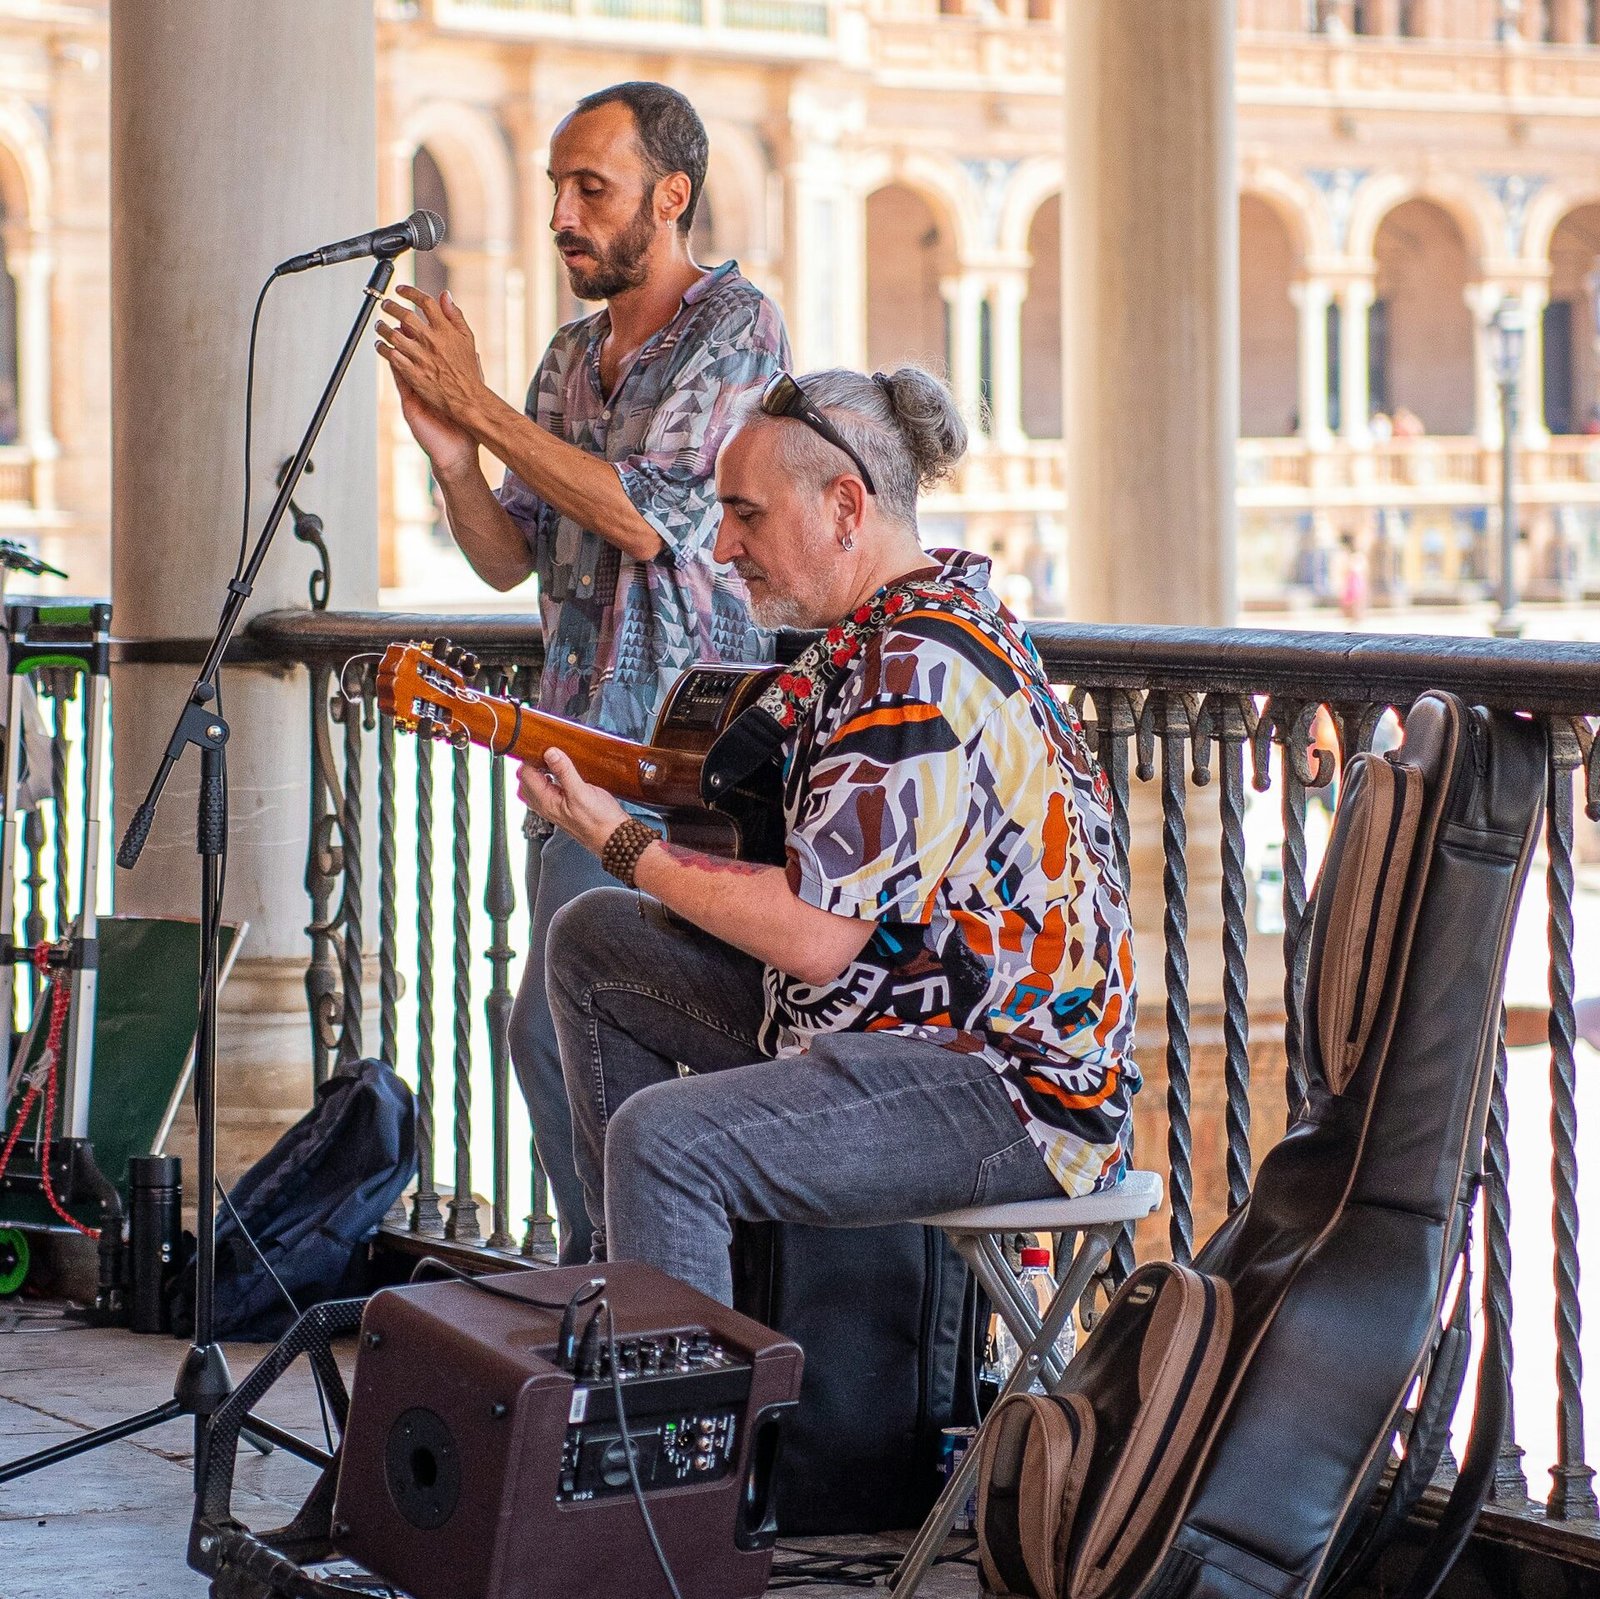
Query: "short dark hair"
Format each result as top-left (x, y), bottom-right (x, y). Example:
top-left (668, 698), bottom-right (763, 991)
top-left (574, 81), bottom-right (708, 235)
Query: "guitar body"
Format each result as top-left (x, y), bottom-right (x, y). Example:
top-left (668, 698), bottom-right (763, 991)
top-left (376, 642), bottom-right (787, 862)
top-left (647, 663), bottom-right (786, 862)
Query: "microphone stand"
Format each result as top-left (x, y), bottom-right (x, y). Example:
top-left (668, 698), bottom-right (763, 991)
top-left (0, 254), bottom-right (395, 1488)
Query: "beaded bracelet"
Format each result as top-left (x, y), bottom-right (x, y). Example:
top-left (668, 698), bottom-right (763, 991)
top-left (600, 817), bottom-right (659, 888)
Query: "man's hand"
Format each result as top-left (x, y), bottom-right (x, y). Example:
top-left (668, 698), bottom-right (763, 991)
top-left (376, 287), bottom-right (497, 440)
top-left (518, 747), bottom-right (629, 856)
top-left (392, 371), bottom-right (478, 478)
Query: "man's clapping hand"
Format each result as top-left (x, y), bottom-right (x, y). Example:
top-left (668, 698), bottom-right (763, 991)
top-left (377, 287), bottom-right (491, 477)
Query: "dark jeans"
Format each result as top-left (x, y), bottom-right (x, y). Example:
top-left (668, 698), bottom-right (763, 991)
top-left (546, 887), bottom-right (1063, 1303)
top-left (508, 827), bottom-right (615, 1263)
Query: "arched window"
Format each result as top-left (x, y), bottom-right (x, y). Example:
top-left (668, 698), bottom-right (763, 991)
top-left (865, 185), bottom-right (956, 380)
top-left (411, 145), bottom-right (450, 302)
top-left (0, 204), bottom-right (20, 447)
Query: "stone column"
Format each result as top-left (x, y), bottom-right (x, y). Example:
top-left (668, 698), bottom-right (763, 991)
top-left (110, 0), bottom-right (379, 1179)
top-left (11, 243), bottom-right (57, 509)
top-left (1552, 0), bottom-right (1586, 43)
top-left (780, 81), bottom-right (868, 371)
top-left (1063, 0), bottom-right (1236, 624)
top-left (1289, 278), bottom-right (1332, 445)
top-left (989, 267), bottom-right (1028, 449)
top-left (944, 271), bottom-right (987, 442)
top-left (1337, 278), bottom-right (1374, 444)
top-left (1467, 282), bottom-right (1504, 445)
top-left (1517, 280), bottom-right (1550, 446)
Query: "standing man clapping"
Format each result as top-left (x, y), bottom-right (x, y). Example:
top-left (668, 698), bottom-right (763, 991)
top-left (376, 81), bottom-right (790, 1262)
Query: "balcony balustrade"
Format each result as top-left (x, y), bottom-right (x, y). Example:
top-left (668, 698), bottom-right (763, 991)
top-left (211, 603), bottom-right (1600, 1555)
top-left (422, 0), bottom-right (832, 51)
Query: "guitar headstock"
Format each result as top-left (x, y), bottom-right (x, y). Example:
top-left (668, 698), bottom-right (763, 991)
top-left (374, 639), bottom-right (488, 747)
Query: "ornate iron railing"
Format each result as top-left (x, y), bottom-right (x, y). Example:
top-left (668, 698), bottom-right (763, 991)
top-left (249, 606), bottom-right (1600, 1531)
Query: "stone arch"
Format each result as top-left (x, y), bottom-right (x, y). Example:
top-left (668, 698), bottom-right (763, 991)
top-left (1241, 172), bottom-right (1317, 266)
top-left (1020, 191), bottom-right (1061, 438)
top-left (395, 102), bottom-right (515, 254)
top-left (996, 157), bottom-right (1064, 258)
top-left (856, 148), bottom-right (981, 264)
top-left (1241, 191), bottom-right (1300, 437)
top-left (1372, 197), bottom-right (1477, 434)
top-left (1541, 202), bottom-right (1600, 433)
top-left (0, 102), bottom-right (49, 232)
top-left (1523, 183), bottom-right (1600, 266)
top-left (694, 120), bottom-right (770, 269)
top-left (864, 179), bottom-right (961, 376)
top-left (1345, 172), bottom-right (1493, 274)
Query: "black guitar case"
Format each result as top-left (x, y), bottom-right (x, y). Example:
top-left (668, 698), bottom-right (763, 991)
top-left (975, 692), bottom-right (1546, 1599)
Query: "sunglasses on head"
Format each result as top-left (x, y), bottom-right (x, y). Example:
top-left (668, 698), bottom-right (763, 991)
top-left (759, 371), bottom-right (878, 496)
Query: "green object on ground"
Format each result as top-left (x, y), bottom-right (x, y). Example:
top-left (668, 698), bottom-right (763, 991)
top-left (0, 915), bottom-right (243, 1231)
top-left (0, 1226), bottom-right (28, 1294)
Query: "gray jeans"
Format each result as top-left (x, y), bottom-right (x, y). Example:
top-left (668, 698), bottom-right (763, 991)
top-left (508, 826), bottom-right (616, 1264)
top-left (546, 886), bottom-right (1062, 1304)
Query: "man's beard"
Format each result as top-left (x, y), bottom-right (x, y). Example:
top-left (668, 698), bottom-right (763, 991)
top-left (736, 560), bottom-right (816, 630)
top-left (558, 192), bottom-right (655, 301)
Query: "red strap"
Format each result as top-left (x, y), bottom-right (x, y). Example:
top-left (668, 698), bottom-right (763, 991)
top-left (0, 947), bottom-right (99, 1237)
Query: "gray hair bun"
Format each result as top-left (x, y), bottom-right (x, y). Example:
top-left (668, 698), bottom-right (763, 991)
top-left (874, 367), bottom-right (968, 488)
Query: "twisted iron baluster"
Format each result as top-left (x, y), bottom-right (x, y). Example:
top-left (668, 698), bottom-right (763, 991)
top-left (1279, 703), bottom-right (1320, 1122)
top-left (335, 680), bottom-right (366, 1064)
top-left (445, 739), bottom-right (481, 1242)
top-left (303, 665), bottom-right (344, 1087)
top-left (1157, 695), bottom-right (1195, 1265)
top-left (48, 674), bottom-right (72, 940)
top-left (485, 675), bottom-right (517, 1251)
top-left (411, 733), bottom-right (443, 1237)
top-left (1486, 1017), bottom-right (1528, 1509)
top-left (511, 661), bottom-right (558, 1261)
top-left (1546, 728), bottom-right (1597, 1520)
top-left (1213, 696), bottom-right (1253, 1212)
top-left (377, 709), bottom-right (399, 1070)
top-left (1090, 686), bottom-right (1138, 1288)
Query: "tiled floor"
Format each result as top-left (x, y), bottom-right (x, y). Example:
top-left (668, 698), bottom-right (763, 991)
top-left (0, 1308), bottom-right (977, 1598)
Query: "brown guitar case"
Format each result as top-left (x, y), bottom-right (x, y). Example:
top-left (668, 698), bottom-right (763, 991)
top-left (975, 691), bottom-right (1546, 1599)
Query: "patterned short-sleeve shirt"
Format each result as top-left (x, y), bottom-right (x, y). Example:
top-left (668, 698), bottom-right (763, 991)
top-left (496, 261), bottom-right (790, 742)
top-left (762, 549), bottom-right (1140, 1195)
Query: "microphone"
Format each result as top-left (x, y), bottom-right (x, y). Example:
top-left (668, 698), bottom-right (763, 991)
top-left (276, 209), bottom-right (446, 276)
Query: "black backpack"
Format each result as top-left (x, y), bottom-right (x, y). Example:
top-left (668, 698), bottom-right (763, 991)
top-left (733, 1220), bottom-right (981, 1533)
top-left (171, 1057), bottom-right (416, 1340)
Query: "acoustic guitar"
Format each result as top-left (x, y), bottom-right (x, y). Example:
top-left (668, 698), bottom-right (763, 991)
top-left (374, 639), bottom-right (786, 861)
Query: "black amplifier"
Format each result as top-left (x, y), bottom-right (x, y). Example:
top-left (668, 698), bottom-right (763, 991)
top-left (331, 1261), bottom-right (804, 1599)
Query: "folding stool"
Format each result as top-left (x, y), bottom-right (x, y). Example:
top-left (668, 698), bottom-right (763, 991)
top-left (890, 1169), bottom-right (1166, 1596)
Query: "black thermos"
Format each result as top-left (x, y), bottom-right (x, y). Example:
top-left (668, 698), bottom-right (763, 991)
top-left (127, 1154), bottom-right (181, 1334)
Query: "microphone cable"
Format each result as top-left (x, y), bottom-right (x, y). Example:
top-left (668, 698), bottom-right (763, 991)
top-left (237, 269), bottom-right (283, 583)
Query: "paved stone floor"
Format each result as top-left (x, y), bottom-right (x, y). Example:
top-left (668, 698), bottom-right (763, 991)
top-left (0, 1307), bottom-right (977, 1598)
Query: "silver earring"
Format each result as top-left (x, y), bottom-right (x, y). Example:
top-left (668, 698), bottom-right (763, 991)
top-left (841, 532), bottom-right (855, 552)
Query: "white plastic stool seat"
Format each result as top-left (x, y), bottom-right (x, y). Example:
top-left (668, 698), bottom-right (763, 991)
top-left (916, 1168), bottom-right (1164, 1234)
top-left (892, 1168), bottom-right (1165, 1598)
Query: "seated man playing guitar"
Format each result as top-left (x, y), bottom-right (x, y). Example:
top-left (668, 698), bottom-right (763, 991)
top-left (519, 366), bottom-right (1139, 1303)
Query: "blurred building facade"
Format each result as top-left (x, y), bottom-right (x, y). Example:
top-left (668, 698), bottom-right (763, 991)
top-left (15, 0), bottom-right (1600, 610)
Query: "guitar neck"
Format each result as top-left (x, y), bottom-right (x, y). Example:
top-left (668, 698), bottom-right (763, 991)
top-left (475, 698), bottom-right (709, 810)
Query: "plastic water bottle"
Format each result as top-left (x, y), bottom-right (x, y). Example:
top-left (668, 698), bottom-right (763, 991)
top-left (983, 1245), bottom-right (1075, 1397)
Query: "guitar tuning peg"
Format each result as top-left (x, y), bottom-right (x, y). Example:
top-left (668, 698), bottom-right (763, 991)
top-left (433, 636), bottom-right (453, 666)
top-left (461, 651), bottom-right (481, 678)
top-left (450, 726), bottom-right (471, 749)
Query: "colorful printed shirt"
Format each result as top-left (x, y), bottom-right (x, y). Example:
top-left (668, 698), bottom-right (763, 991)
top-left (761, 549), bottom-right (1139, 1195)
top-left (496, 261), bottom-right (790, 743)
